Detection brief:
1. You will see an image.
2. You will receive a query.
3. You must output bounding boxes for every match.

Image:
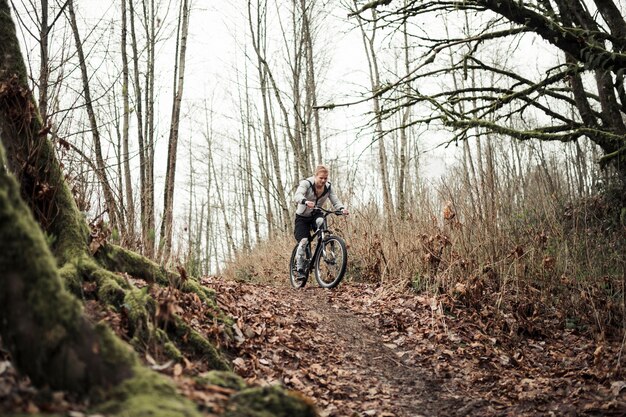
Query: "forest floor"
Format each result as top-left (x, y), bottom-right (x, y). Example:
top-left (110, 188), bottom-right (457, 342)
top-left (205, 278), bottom-right (626, 417)
top-left (2, 277), bottom-right (626, 416)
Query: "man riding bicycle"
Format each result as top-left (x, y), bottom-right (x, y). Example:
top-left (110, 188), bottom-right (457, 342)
top-left (293, 165), bottom-right (349, 280)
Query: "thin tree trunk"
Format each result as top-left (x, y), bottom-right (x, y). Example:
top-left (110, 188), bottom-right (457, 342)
top-left (398, 5), bottom-right (411, 220)
top-left (159, 0), bottom-right (191, 262)
top-left (299, 0), bottom-right (323, 166)
top-left (240, 55), bottom-right (262, 243)
top-left (121, 0), bottom-right (135, 245)
top-left (67, 0), bottom-right (123, 235)
top-left (141, 0), bottom-right (156, 258)
top-left (203, 102), bottom-right (214, 274)
top-left (248, 0), bottom-right (289, 230)
top-left (210, 158), bottom-right (236, 259)
top-left (38, 0), bottom-right (49, 121)
top-left (355, 6), bottom-right (394, 219)
top-left (128, 0), bottom-right (150, 255)
top-left (302, 1), bottom-right (322, 165)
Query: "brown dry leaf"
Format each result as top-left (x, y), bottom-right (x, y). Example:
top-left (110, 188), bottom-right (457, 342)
top-left (443, 201), bottom-right (455, 220)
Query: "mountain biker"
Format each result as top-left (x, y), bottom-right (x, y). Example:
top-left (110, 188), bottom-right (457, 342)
top-left (293, 165), bottom-right (349, 280)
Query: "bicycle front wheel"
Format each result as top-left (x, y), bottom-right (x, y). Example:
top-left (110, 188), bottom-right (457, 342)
top-left (314, 236), bottom-right (347, 289)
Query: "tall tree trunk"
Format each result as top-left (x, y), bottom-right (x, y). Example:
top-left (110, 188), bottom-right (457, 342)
top-left (202, 102), bottom-right (215, 274)
top-left (141, 0), bottom-right (156, 258)
top-left (239, 54), bottom-right (262, 243)
top-left (248, 0), bottom-right (290, 231)
top-left (355, 6), bottom-right (394, 219)
top-left (128, 0), bottom-right (150, 255)
top-left (38, 0), bottom-right (49, 121)
top-left (159, 0), bottom-right (191, 262)
top-left (121, 0), bottom-right (135, 245)
top-left (300, 0), bottom-right (322, 165)
top-left (67, 0), bottom-right (124, 235)
top-left (397, 4), bottom-right (411, 220)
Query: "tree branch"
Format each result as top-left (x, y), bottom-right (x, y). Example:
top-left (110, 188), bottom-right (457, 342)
top-left (348, 0), bottom-right (393, 17)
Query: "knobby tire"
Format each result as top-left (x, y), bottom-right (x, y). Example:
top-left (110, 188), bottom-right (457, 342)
top-left (314, 236), bottom-right (347, 289)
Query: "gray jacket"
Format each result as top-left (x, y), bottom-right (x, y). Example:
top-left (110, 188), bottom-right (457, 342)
top-left (294, 176), bottom-right (344, 217)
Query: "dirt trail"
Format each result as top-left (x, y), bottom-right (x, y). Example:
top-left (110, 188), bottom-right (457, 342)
top-left (209, 279), bottom-right (468, 417)
top-left (292, 288), bottom-right (431, 416)
top-left (207, 278), bottom-right (626, 417)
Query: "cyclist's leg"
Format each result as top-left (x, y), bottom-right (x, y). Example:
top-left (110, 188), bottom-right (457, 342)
top-left (295, 238), bottom-right (308, 271)
top-left (294, 215), bottom-right (314, 274)
top-left (313, 212), bottom-right (324, 230)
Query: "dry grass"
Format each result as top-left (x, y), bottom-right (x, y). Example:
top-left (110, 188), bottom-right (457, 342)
top-left (222, 234), bottom-right (295, 285)
top-left (224, 153), bottom-right (625, 339)
top-left (225, 188), bottom-right (625, 337)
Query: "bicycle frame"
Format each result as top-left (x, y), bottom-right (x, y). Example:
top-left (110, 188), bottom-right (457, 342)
top-left (302, 208), bottom-right (340, 273)
top-left (290, 206), bottom-right (347, 289)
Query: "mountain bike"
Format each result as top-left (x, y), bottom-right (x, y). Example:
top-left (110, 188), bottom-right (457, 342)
top-left (289, 207), bottom-right (348, 289)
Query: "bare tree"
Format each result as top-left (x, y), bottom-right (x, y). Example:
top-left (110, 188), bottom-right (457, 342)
top-left (353, 3), bottom-right (395, 219)
top-left (247, 0), bottom-right (290, 230)
top-left (131, 0), bottom-right (157, 257)
top-left (66, 0), bottom-right (124, 235)
top-left (349, 0), bottom-right (626, 187)
top-left (121, 0), bottom-right (135, 244)
top-left (159, 0), bottom-right (191, 262)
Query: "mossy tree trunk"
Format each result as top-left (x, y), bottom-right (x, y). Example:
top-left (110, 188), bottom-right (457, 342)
top-left (0, 4), bottom-right (88, 266)
top-left (0, 141), bottom-right (134, 391)
top-left (0, 0), bottom-right (226, 403)
top-left (0, 110), bottom-right (206, 416)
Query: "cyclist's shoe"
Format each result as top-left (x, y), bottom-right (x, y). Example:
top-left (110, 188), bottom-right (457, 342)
top-left (296, 268), bottom-right (306, 281)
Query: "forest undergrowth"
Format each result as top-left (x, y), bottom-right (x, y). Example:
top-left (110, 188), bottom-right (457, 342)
top-left (226, 185), bottom-right (626, 343)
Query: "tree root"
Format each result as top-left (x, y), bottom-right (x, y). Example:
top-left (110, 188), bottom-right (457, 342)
top-left (224, 385), bottom-right (318, 417)
top-left (94, 364), bottom-right (203, 417)
top-left (96, 244), bottom-right (219, 308)
top-left (167, 316), bottom-right (230, 371)
top-left (73, 251), bottom-right (230, 368)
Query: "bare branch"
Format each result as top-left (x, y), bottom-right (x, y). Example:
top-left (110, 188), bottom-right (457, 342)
top-left (348, 0), bottom-right (393, 17)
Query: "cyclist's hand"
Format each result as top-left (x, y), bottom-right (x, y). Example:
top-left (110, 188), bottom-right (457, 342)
top-left (342, 208), bottom-right (350, 216)
top-left (306, 201), bottom-right (315, 208)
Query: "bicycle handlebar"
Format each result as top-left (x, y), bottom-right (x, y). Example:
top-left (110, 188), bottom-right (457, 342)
top-left (312, 206), bottom-right (345, 216)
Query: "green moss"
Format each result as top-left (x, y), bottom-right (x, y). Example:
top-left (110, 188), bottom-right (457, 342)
top-left (94, 323), bottom-right (137, 368)
top-left (95, 365), bottom-right (202, 417)
top-left (96, 277), bottom-right (126, 306)
top-left (162, 340), bottom-right (183, 361)
top-left (180, 279), bottom-right (217, 305)
top-left (96, 243), bottom-right (170, 284)
top-left (224, 385), bottom-right (318, 417)
top-left (150, 328), bottom-right (183, 360)
top-left (195, 370), bottom-right (246, 391)
top-left (124, 288), bottom-right (155, 341)
top-left (171, 316), bottom-right (229, 371)
top-left (58, 261), bottom-right (82, 295)
top-left (95, 245), bottom-right (230, 324)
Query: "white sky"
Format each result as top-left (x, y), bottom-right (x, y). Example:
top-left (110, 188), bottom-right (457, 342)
top-left (11, 0), bottom-right (582, 264)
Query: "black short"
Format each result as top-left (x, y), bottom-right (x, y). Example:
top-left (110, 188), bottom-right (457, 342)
top-left (294, 214), bottom-right (322, 241)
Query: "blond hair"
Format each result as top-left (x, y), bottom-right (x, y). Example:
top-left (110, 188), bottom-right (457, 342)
top-left (315, 165), bottom-right (329, 175)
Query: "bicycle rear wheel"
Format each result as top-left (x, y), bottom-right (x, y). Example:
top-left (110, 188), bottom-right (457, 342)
top-left (289, 244), bottom-right (307, 288)
top-left (314, 236), bottom-right (347, 289)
